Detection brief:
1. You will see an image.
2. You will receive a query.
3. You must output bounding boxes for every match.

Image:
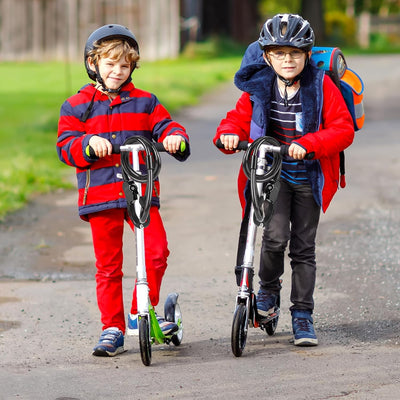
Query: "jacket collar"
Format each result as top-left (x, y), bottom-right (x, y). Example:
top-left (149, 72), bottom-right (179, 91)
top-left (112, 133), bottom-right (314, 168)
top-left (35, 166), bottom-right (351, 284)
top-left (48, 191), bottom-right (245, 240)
top-left (79, 82), bottom-right (136, 106)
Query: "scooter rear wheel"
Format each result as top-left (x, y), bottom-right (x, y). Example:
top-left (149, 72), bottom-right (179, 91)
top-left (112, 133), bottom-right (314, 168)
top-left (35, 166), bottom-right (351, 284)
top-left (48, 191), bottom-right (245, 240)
top-left (139, 316), bottom-right (152, 366)
top-left (231, 303), bottom-right (248, 357)
top-left (265, 296), bottom-right (280, 336)
top-left (164, 292), bottom-right (183, 346)
top-left (265, 309), bottom-right (279, 336)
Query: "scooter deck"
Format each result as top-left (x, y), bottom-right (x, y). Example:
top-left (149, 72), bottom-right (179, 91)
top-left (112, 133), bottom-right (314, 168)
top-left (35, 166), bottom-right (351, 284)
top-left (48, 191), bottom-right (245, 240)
top-left (255, 307), bottom-right (280, 328)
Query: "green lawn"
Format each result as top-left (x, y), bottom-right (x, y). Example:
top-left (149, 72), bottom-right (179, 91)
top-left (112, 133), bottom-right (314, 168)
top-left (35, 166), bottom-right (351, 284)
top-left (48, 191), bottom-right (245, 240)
top-left (0, 54), bottom-right (242, 219)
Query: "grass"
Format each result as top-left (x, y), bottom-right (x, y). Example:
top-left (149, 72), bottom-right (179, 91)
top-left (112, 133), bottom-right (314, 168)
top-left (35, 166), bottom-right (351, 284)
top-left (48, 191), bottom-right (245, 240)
top-left (0, 43), bottom-right (243, 219)
top-left (1, 36), bottom-right (396, 220)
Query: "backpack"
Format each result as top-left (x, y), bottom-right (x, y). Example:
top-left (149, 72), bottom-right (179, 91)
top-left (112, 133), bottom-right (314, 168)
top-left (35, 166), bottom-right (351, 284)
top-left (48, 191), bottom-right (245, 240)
top-left (311, 47), bottom-right (365, 186)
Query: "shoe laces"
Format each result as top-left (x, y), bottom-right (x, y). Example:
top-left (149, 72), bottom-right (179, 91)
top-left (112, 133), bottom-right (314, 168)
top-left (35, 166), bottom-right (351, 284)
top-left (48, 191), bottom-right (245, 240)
top-left (257, 292), bottom-right (276, 306)
top-left (294, 318), bottom-right (312, 333)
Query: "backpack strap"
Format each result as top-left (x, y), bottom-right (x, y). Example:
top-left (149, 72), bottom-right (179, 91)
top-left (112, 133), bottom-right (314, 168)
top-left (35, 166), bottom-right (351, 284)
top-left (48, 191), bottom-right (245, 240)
top-left (339, 151), bottom-right (346, 188)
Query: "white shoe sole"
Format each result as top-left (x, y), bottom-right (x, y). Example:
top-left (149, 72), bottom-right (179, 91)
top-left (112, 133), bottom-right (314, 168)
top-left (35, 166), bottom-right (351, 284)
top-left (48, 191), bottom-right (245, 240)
top-left (126, 327), bottom-right (139, 336)
top-left (294, 337), bottom-right (318, 346)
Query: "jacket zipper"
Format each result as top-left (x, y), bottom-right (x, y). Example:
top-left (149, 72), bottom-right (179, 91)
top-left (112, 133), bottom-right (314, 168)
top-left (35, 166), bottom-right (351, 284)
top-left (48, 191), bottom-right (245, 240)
top-left (83, 169), bottom-right (90, 205)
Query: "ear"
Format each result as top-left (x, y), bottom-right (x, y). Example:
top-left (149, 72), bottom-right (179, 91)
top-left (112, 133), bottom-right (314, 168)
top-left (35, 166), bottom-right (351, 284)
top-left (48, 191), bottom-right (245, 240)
top-left (87, 57), bottom-right (96, 72)
top-left (263, 52), bottom-right (271, 66)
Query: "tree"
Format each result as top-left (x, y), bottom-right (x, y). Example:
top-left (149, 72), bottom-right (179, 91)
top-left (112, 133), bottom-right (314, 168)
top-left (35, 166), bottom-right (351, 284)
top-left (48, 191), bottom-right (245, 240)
top-left (300, 0), bottom-right (325, 42)
top-left (201, 0), bottom-right (259, 43)
top-left (230, 0), bottom-right (259, 43)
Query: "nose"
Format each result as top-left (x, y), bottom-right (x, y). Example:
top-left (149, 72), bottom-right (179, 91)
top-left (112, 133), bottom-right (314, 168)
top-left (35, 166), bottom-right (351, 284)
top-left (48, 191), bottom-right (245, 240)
top-left (113, 65), bottom-right (123, 74)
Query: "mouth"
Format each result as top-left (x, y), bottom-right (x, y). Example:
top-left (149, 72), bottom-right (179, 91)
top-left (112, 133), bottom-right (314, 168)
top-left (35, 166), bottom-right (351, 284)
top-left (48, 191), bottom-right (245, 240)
top-left (282, 67), bottom-right (296, 73)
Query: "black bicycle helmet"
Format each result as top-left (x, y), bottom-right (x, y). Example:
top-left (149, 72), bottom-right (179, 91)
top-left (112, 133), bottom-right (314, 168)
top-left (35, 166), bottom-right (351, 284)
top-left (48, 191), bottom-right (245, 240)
top-left (258, 14), bottom-right (315, 52)
top-left (84, 24), bottom-right (139, 82)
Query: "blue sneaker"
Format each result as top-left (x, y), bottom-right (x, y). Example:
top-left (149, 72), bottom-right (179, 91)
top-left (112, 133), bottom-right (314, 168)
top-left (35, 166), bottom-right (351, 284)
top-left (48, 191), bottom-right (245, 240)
top-left (292, 310), bottom-right (318, 346)
top-left (256, 290), bottom-right (277, 319)
top-left (156, 314), bottom-right (178, 335)
top-left (126, 313), bottom-right (138, 336)
top-left (127, 313), bottom-right (178, 336)
top-left (92, 327), bottom-right (125, 356)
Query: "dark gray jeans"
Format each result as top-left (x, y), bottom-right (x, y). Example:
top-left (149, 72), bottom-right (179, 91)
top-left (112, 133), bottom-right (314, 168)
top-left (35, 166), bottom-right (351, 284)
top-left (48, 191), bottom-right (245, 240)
top-left (259, 179), bottom-right (320, 312)
top-left (236, 179), bottom-right (320, 312)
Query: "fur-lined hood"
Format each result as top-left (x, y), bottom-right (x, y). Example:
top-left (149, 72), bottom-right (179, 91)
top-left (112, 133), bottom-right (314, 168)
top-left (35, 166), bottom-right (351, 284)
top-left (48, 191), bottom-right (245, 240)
top-left (234, 41), bottom-right (325, 135)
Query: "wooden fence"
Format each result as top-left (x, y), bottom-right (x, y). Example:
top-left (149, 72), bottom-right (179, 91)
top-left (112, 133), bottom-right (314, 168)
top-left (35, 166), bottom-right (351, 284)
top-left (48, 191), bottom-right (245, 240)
top-left (0, 0), bottom-right (180, 61)
top-left (358, 13), bottom-right (400, 48)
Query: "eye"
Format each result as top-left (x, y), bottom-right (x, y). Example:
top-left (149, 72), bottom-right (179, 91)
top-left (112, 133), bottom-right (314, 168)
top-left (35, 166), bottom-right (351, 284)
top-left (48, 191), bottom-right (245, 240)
top-left (292, 50), bottom-right (303, 57)
top-left (275, 51), bottom-right (285, 57)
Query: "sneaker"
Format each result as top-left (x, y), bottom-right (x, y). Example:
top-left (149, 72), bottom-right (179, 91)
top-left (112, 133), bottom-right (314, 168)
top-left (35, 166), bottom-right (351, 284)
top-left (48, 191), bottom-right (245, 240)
top-left (256, 290), bottom-right (277, 319)
top-left (92, 327), bottom-right (124, 357)
top-left (292, 310), bottom-right (318, 346)
top-left (156, 314), bottom-right (178, 335)
top-left (126, 313), bottom-right (138, 336)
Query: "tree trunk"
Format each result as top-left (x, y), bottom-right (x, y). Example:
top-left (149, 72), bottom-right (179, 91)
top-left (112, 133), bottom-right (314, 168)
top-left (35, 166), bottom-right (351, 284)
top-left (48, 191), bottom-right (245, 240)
top-left (301, 0), bottom-right (325, 43)
top-left (230, 0), bottom-right (259, 44)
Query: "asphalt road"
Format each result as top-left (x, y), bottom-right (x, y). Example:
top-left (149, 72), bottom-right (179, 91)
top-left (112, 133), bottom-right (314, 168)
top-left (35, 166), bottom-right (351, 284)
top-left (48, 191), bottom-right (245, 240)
top-left (0, 55), bottom-right (399, 400)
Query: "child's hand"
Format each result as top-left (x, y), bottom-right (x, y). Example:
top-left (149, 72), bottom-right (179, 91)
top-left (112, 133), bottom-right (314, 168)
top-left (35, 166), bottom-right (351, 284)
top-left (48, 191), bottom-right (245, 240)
top-left (288, 143), bottom-right (307, 160)
top-left (88, 136), bottom-right (113, 158)
top-left (220, 134), bottom-right (240, 152)
top-left (163, 135), bottom-right (184, 153)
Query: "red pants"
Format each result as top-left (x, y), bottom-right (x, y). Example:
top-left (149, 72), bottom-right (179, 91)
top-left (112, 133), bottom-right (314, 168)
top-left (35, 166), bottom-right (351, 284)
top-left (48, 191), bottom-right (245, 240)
top-left (88, 207), bottom-right (169, 333)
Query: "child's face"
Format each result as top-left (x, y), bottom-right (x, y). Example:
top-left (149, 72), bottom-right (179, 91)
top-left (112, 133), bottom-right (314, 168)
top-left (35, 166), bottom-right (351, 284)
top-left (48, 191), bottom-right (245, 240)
top-left (89, 55), bottom-right (132, 92)
top-left (264, 47), bottom-right (308, 81)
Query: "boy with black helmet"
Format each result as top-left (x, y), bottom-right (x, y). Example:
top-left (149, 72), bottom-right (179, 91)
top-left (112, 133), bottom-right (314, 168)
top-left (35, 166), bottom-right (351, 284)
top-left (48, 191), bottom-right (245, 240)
top-left (214, 14), bottom-right (354, 346)
top-left (57, 24), bottom-right (190, 356)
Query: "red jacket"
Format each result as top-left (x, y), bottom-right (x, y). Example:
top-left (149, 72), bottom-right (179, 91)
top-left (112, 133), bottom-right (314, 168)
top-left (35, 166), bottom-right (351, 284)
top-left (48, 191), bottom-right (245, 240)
top-left (57, 82), bottom-right (189, 220)
top-left (214, 42), bottom-right (354, 212)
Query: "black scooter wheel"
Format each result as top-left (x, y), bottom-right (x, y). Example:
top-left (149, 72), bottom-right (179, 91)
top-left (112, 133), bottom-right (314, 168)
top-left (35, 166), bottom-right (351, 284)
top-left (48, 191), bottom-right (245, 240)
top-left (139, 316), bottom-right (152, 366)
top-left (231, 303), bottom-right (248, 357)
top-left (265, 309), bottom-right (279, 336)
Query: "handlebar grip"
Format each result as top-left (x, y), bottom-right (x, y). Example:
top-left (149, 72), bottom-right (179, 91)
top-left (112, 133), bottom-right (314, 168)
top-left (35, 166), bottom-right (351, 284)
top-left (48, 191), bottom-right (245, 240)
top-left (280, 144), bottom-right (289, 156)
top-left (280, 145), bottom-right (314, 160)
top-left (215, 138), bottom-right (248, 151)
top-left (154, 140), bottom-right (186, 153)
top-left (86, 144), bottom-right (120, 158)
top-left (154, 142), bottom-right (166, 152)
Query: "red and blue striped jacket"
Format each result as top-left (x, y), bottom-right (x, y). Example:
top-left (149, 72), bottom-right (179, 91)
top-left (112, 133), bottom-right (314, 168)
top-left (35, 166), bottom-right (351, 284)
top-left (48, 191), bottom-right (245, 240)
top-left (57, 82), bottom-right (189, 220)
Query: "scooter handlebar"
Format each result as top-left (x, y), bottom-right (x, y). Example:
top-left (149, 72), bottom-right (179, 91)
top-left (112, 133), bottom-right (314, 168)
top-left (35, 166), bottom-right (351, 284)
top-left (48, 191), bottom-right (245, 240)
top-left (86, 141), bottom-right (184, 158)
top-left (215, 139), bottom-right (314, 159)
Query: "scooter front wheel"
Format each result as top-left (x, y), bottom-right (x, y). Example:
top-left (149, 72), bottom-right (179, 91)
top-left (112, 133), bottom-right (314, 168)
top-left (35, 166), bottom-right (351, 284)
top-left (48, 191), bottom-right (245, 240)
top-left (231, 303), bottom-right (248, 357)
top-left (139, 316), bottom-right (152, 366)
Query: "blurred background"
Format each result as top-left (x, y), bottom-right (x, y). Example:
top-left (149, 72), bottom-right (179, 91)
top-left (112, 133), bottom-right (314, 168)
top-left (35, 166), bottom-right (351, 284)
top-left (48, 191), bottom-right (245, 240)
top-left (1, 0), bottom-right (400, 62)
top-left (0, 0), bottom-right (399, 219)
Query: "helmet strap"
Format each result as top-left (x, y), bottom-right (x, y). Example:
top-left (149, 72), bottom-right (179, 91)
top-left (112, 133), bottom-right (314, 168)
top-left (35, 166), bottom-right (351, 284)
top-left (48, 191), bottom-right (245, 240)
top-left (277, 75), bottom-right (299, 106)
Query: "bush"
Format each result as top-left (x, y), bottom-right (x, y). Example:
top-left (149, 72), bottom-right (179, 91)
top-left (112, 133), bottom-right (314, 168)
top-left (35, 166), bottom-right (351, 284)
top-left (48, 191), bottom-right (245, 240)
top-left (325, 11), bottom-right (357, 47)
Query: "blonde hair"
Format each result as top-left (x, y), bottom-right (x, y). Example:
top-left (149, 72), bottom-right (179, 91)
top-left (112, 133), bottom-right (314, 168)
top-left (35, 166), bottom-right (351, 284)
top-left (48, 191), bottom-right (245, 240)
top-left (88, 39), bottom-right (140, 69)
